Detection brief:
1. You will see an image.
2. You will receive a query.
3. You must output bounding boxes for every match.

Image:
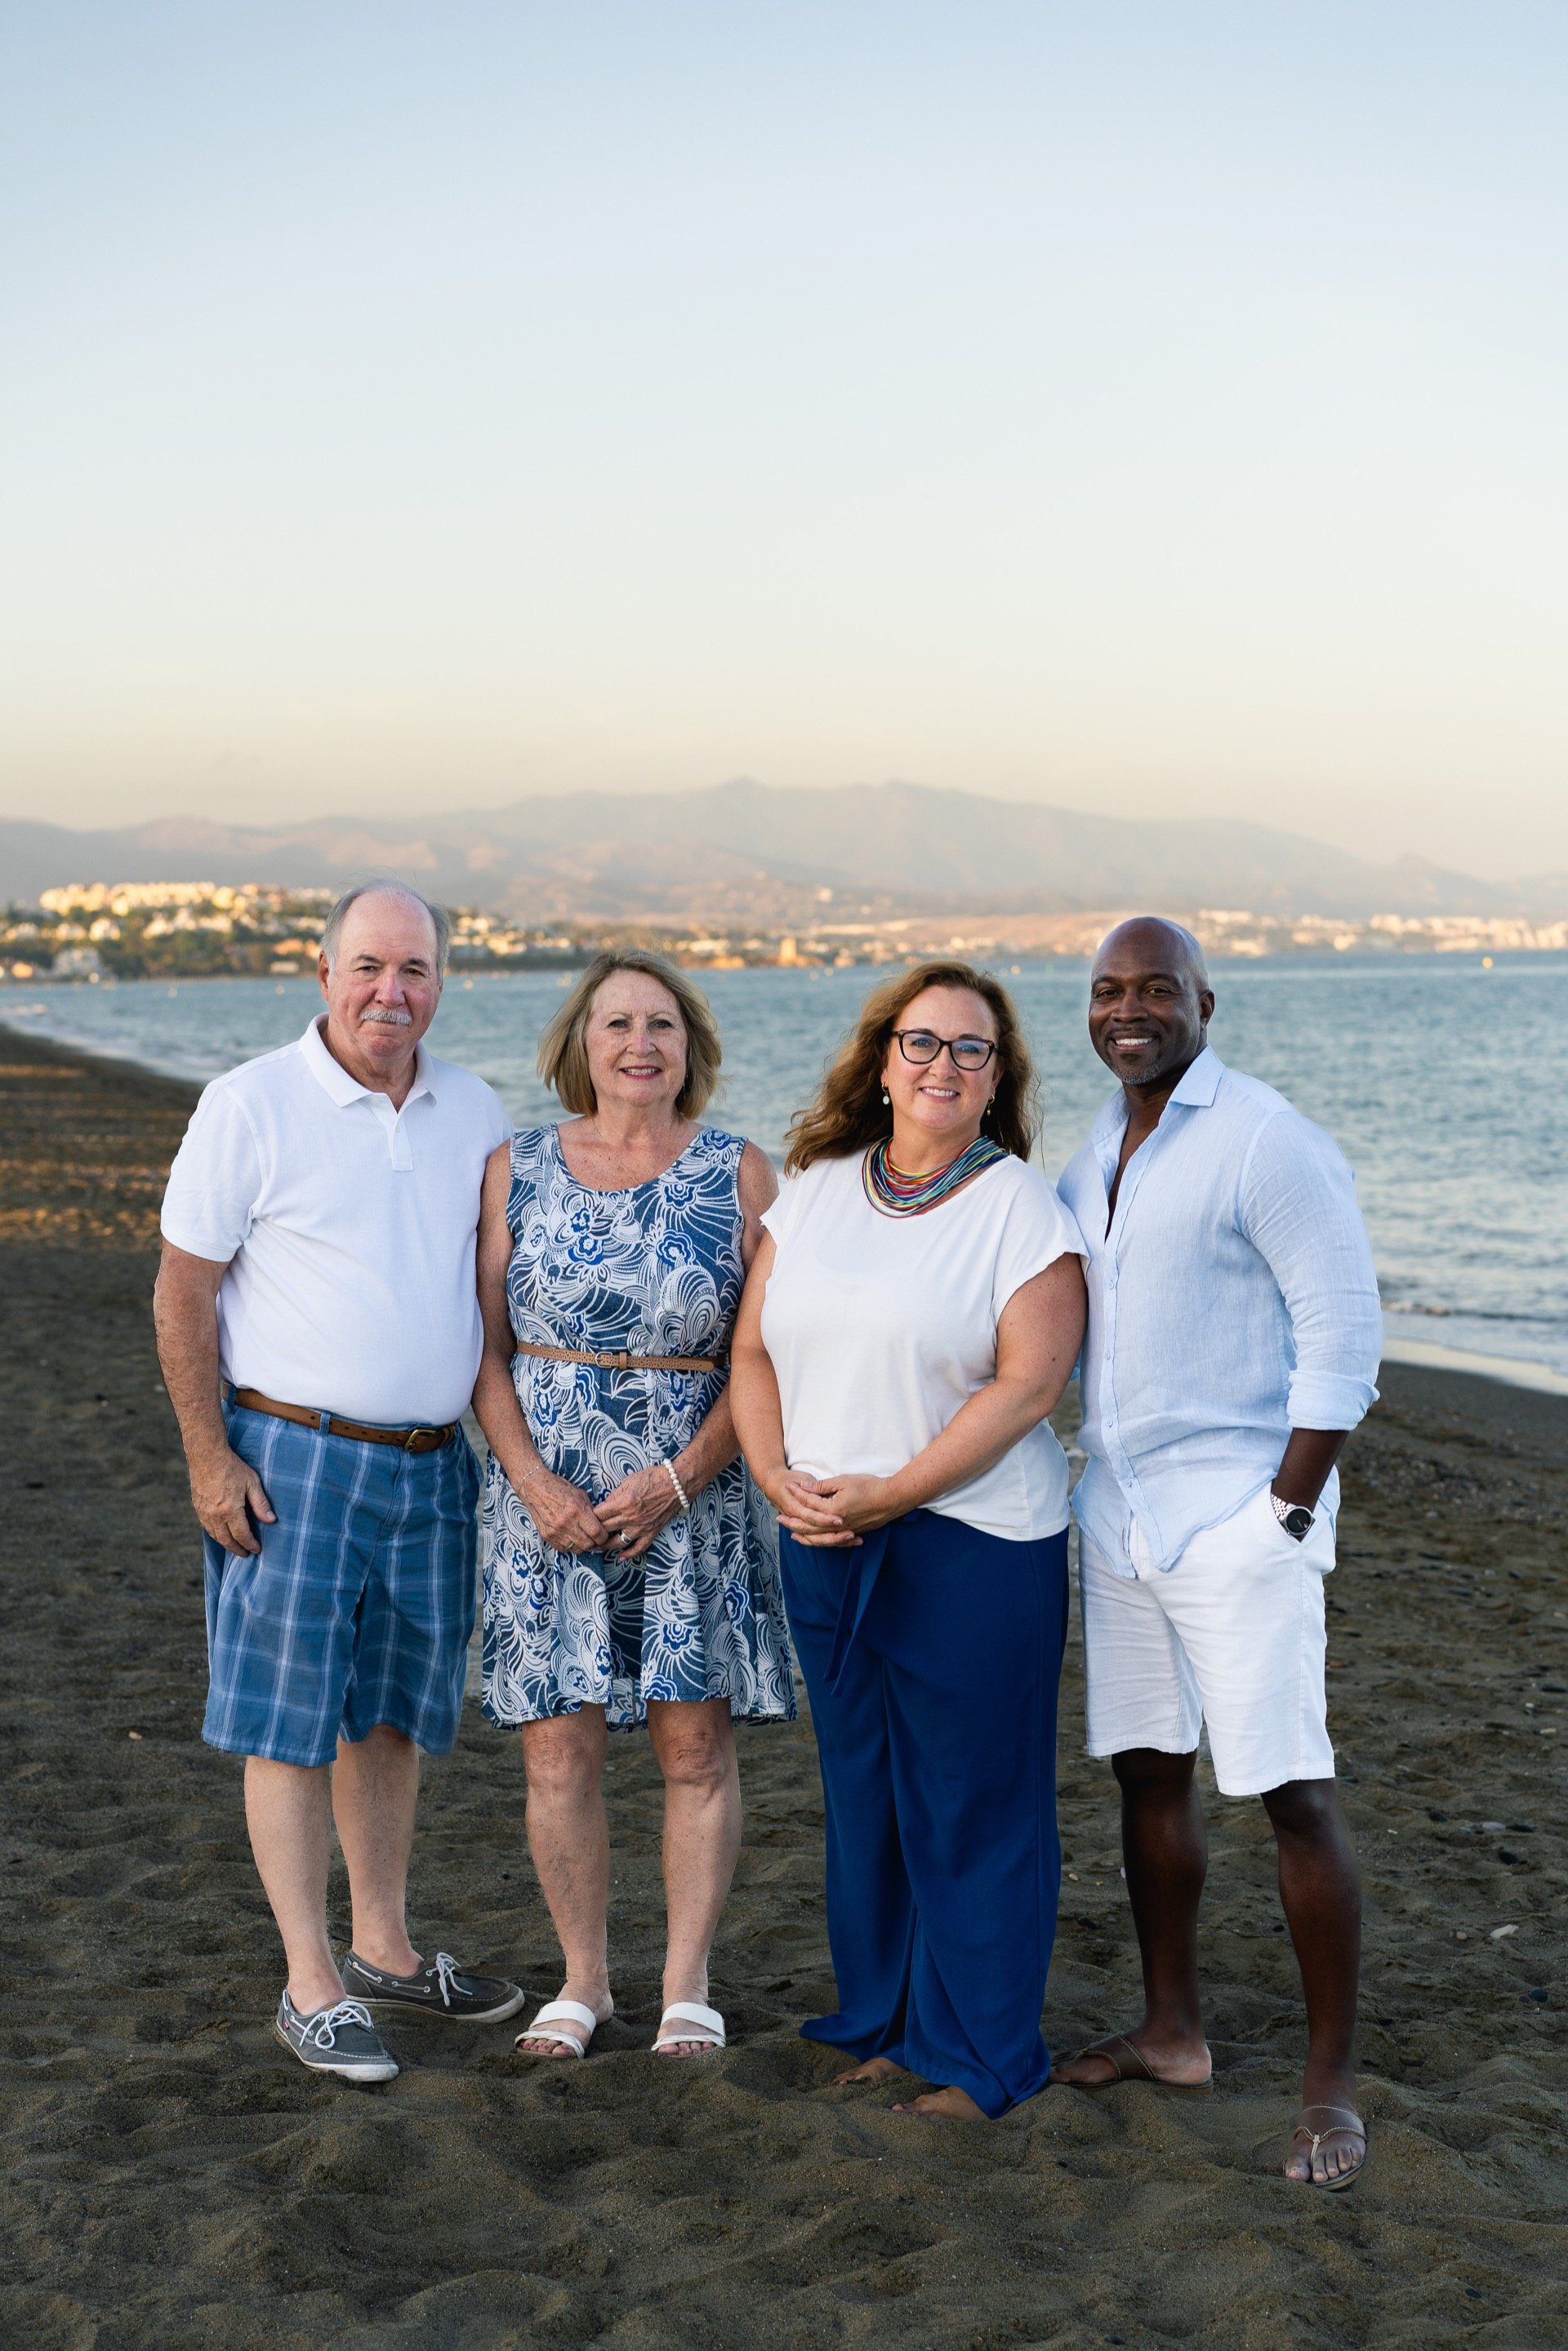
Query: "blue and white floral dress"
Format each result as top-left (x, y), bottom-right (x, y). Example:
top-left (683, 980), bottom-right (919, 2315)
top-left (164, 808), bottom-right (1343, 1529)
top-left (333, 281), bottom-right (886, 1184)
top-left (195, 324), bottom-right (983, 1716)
top-left (480, 1124), bottom-right (795, 1730)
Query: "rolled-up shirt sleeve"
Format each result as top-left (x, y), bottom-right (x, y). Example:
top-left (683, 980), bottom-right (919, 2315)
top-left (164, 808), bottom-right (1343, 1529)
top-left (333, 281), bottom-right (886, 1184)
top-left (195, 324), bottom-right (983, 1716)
top-left (1239, 1111), bottom-right (1382, 1431)
top-left (160, 1085), bottom-right (263, 1264)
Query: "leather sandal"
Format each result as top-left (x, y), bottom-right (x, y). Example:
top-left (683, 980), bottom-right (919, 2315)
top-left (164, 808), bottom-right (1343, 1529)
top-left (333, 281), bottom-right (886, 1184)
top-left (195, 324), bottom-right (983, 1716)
top-left (1051, 2033), bottom-right (1214, 2094)
top-left (1289, 2104), bottom-right (1367, 2190)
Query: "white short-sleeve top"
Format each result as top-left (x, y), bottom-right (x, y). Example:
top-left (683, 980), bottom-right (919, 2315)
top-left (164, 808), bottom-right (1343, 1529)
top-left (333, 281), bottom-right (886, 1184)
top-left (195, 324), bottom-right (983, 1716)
top-left (160, 1017), bottom-right (511, 1426)
top-left (759, 1150), bottom-right (1087, 1543)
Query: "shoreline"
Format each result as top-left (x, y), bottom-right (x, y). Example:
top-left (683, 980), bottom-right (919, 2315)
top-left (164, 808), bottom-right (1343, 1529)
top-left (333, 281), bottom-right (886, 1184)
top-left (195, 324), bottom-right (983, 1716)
top-left (0, 1009), bottom-right (203, 1108)
top-left (7, 1014), bottom-right (1566, 1402)
top-left (1380, 1334), bottom-right (1568, 1399)
top-left (7, 950), bottom-right (1568, 987)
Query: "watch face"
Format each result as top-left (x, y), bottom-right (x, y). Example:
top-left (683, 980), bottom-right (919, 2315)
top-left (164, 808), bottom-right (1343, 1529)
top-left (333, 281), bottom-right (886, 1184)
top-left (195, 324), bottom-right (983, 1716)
top-left (1283, 1505), bottom-right (1314, 1539)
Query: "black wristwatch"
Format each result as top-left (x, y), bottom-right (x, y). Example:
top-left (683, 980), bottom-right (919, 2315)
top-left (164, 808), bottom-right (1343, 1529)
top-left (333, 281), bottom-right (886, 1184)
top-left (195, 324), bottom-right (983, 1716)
top-left (1271, 1491), bottom-right (1315, 1543)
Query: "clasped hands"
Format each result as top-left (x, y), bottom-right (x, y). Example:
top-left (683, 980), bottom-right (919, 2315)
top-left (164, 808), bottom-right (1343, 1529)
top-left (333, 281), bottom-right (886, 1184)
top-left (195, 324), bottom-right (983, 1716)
top-left (764, 1469), bottom-right (897, 1547)
top-left (519, 1457), bottom-right (899, 1556)
top-left (520, 1459), bottom-right (686, 1560)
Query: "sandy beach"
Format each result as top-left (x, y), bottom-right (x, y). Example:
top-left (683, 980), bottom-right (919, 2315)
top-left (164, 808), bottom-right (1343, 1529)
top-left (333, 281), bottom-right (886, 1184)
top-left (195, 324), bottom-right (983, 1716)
top-left (2, 1023), bottom-right (1565, 2350)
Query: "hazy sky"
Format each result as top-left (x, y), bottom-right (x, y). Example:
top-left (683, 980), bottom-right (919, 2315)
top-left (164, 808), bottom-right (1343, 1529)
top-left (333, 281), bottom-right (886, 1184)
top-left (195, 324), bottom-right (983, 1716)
top-left (2, 3), bottom-right (1564, 876)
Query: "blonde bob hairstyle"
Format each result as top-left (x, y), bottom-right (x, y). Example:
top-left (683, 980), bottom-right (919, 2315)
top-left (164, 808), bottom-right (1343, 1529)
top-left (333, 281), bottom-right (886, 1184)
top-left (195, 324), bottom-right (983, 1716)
top-left (537, 949), bottom-right (723, 1120)
top-left (785, 958), bottom-right (1039, 1173)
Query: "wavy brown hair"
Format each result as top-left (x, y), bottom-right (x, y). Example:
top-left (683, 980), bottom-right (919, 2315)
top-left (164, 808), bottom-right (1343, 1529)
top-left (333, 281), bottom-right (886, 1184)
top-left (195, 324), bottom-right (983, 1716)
top-left (538, 949), bottom-right (723, 1120)
top-left (784, 959), bottom-right (1039, 1173)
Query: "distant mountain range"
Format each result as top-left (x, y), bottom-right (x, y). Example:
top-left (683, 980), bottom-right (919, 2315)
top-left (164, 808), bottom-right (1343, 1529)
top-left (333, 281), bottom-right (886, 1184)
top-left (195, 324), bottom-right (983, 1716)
top-left (2, 781), bottom-right (1563, 924)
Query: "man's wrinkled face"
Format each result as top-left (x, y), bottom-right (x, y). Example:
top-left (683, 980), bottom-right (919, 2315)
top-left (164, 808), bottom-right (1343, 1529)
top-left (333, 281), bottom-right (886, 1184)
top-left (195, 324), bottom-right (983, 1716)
top-left (318, 895), bottom-right (443, 1067)
top-left (1088, 921), bottom-right (1214, 1090)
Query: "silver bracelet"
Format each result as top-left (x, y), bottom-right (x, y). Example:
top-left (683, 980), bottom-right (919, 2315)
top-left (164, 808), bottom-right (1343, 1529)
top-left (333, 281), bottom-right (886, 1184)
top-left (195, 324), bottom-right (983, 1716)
top-left (664, 1459), bottom-right (691, 1512)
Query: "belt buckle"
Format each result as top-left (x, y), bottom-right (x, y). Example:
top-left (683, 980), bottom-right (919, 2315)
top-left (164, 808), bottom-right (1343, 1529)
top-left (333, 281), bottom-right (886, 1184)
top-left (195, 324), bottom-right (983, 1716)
top-left (403, 1425), bottom-right (441, 1451)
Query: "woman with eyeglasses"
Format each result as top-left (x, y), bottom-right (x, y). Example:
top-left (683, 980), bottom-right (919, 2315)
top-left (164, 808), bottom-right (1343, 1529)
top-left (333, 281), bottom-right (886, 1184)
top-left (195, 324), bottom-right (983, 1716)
top-left (730, 960), bottom-right (1087, 2121)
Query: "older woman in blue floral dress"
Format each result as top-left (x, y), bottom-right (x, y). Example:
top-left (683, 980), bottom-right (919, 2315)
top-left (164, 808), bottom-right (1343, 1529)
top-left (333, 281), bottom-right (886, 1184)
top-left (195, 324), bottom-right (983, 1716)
top-left (474, 949), bottom-right (792, 2061)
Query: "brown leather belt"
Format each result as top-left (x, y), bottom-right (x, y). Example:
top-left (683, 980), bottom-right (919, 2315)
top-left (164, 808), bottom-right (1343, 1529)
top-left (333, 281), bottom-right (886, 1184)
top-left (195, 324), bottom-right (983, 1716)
top-left (228, 1386), bottom-right (457, 1452)
top-left (513, 1340), bottom-right (724, 1376)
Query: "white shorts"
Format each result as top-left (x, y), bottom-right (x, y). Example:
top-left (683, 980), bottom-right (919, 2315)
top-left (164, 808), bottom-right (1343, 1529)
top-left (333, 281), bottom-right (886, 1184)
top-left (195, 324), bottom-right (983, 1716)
top-left (1079, 1483), bottom-right (1335, 1798)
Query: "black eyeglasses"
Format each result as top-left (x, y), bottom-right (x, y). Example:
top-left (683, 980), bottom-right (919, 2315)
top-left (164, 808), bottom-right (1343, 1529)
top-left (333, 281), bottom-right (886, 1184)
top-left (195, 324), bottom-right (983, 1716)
top-left (891, 1028), bottom-right (998, 1072)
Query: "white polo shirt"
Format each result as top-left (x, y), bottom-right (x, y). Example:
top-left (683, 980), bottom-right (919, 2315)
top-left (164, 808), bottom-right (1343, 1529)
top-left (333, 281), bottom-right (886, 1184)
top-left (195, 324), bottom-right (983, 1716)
top-left (161, 1017), bottom-right (511, 1427)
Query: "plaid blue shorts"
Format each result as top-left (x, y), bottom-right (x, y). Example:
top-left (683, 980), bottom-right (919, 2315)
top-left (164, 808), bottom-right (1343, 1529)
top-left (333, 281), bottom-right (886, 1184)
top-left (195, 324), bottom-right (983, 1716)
top-left (203, 1401), bottom-right (480, 1769)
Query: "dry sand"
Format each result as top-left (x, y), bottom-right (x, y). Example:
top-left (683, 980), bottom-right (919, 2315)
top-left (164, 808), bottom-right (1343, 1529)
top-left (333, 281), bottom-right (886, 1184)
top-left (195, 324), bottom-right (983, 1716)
top-left (1, 1023), bottom-right (1565, 2349)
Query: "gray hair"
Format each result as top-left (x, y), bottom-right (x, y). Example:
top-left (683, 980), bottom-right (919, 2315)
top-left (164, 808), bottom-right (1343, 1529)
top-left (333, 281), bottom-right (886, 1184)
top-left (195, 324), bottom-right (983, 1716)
top-left (319, 882), bottom-right (451, 975)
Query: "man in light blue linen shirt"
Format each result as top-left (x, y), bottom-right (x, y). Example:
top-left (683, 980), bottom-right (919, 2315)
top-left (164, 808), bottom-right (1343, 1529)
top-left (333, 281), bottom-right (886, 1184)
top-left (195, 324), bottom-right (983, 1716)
top-left (1053, 917), bottom-right (1382, 2192)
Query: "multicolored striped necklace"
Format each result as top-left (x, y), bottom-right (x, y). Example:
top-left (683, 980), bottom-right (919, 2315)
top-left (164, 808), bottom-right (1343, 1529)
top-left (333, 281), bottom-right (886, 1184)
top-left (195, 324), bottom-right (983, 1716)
top-left (862, 1133), bottom-right (1007, 1218)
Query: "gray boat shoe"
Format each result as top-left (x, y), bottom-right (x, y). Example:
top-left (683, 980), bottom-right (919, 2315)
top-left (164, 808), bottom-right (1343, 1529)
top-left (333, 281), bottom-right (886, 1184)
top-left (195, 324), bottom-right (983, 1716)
top-left (273, 1993), bottom-right (399, 2082)
top-left (340, 1948), bottom-right (526, 2024)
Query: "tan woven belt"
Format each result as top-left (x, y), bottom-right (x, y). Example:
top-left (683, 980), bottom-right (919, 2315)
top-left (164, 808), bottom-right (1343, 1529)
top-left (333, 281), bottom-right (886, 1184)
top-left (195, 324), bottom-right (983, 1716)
top-left (228, 1386), bottom-right (457, 1452)
top-left (513, 1340), bottom-right (724, 1376)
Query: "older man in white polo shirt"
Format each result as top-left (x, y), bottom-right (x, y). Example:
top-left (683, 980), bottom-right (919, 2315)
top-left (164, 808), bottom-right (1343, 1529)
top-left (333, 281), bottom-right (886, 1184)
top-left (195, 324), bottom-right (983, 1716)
top-left (155, 881), bottom-right (522, 2082)
top-left (1053, 917), bottom-right (1382, 2193)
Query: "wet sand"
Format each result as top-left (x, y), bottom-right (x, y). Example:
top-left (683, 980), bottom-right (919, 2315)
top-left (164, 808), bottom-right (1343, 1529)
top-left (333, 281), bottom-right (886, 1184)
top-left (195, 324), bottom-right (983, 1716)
top-left (2, 1024), bottom-right (1565, 2349)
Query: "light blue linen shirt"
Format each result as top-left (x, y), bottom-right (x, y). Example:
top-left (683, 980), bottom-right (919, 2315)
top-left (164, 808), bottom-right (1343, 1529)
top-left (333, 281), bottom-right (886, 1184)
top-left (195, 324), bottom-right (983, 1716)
top-left (1058, 1045), bottom-right (1382, 1575)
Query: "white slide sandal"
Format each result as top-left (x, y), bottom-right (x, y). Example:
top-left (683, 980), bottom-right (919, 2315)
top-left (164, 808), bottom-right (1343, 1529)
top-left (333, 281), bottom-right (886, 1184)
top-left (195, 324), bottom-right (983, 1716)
top-left (514, 1999), bottom-right (601, 2058)
top-left (652, 2001), bottom-right (726, 2055)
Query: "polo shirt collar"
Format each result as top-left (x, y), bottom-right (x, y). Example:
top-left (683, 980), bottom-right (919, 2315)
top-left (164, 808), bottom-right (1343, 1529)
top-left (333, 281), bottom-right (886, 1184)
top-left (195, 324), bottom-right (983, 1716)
top-left (300, 1015), bottom-right (434, 1109)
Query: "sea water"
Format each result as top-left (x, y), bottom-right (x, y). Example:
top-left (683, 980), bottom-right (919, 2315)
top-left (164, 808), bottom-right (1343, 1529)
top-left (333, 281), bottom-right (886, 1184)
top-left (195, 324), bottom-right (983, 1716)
top-left (5, 953), bottom-right (1566, 1387)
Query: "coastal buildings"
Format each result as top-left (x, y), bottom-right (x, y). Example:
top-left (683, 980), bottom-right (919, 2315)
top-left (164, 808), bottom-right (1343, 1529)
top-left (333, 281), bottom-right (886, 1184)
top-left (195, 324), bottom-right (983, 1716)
top-left (2, 883), bottom-right (1566, 982)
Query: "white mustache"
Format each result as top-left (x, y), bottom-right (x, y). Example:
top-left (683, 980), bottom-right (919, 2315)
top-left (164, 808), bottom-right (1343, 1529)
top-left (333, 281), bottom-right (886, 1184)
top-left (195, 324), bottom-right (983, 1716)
top-left (360, 1007), bottom-right (413, 1027)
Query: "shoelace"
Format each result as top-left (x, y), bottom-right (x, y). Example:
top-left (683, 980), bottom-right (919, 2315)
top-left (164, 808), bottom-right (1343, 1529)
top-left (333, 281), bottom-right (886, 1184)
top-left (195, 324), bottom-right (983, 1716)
top-left (301, 1998), bottom-right (375, 2050)
top-left (432, 1952), bottom-right (461, 2008)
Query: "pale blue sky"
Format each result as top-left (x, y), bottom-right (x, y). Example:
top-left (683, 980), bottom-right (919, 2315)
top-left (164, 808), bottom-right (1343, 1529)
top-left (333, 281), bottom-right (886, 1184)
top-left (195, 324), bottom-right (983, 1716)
top-left (1, 3), bottom-right (1564, 875)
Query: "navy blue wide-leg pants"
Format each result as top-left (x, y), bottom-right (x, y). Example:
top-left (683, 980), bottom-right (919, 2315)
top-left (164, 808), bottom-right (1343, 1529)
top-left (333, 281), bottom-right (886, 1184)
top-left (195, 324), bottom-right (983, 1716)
top-left (781, 1508), bottom-right (1069, 2117)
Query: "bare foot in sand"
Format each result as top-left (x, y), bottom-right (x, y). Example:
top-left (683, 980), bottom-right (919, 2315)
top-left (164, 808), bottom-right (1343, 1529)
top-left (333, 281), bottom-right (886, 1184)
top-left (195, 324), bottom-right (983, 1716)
top-left (833, 2055), bottom-right (907, 2087)
top-left (893, 2086), bottom-right (987, 2122)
